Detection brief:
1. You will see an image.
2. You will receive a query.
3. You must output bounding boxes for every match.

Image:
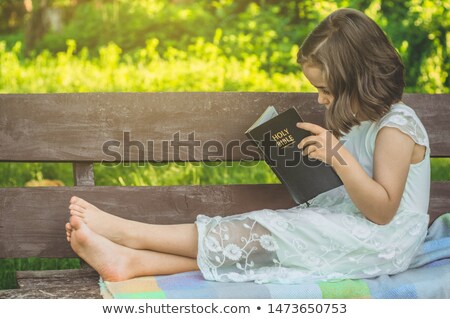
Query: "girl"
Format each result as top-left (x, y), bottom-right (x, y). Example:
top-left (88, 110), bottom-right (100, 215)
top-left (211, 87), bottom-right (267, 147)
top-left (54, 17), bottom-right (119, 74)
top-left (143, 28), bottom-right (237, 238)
top-left (65, 8), bottom-right (430, 284)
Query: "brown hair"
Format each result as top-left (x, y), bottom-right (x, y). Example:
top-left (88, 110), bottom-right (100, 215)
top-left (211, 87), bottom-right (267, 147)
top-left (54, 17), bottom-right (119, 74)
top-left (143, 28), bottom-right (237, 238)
top-left (297, 8), bottom-right (405, 138)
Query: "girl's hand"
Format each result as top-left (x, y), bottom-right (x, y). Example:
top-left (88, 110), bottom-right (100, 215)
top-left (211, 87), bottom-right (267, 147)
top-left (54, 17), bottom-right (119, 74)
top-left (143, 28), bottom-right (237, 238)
top-left (296, 122), bottom-right (343, 165)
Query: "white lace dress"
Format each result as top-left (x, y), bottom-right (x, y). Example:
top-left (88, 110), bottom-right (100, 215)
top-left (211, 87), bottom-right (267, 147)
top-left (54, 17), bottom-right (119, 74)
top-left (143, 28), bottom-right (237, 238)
top-left (195, 102), bottom-right (431, 284)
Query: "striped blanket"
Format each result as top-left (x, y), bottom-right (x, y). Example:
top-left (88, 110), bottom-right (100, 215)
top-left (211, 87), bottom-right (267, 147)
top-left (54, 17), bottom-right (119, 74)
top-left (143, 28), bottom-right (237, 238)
top-left (100, 213), bottom-right (450, 299)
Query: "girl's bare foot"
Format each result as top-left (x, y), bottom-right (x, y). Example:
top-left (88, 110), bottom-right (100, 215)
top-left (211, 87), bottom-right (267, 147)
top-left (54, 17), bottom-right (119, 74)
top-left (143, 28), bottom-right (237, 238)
top-left (67, 216), bottom-right (200, 280)
top-left (68, 215), bottom-right (133, 282)
top-left (69, 196), bottom-right (129, 244)
top-left (68, 195), bottom-right (199, 257)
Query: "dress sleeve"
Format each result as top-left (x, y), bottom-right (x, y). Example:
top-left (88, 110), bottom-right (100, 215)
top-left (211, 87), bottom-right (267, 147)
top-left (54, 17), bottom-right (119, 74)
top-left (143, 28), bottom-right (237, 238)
top-left (376, 105), bottom-right (429, 148)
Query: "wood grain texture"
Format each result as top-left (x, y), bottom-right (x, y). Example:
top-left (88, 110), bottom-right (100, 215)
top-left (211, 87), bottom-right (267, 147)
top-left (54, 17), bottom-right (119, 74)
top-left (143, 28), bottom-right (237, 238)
top-left (0, 184), bottom-right (296, 258)
top-left (0, 268), bottom-right (101, 299)
top-left (1, 182), bottom-right (448, 259)
top-left (429, 182), bottom-right (450, 226)
top-left (73, 162), bottom-right (95, 186)
top-left (1, 93), bottom-right (449, 162)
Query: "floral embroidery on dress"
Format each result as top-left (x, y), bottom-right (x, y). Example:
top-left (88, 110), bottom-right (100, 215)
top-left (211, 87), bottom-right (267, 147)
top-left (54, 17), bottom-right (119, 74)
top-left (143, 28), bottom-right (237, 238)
top-left (222, 244), bottom-right (243, 261)
top-left (259, 235), bottom-right (279, 251)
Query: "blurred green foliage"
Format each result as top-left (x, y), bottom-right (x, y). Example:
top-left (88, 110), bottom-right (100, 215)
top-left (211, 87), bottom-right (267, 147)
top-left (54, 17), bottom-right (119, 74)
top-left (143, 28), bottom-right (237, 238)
top-left (1, 0), bottom-right (449, 92)
top-left (0, 38), bottom-right (304, 92)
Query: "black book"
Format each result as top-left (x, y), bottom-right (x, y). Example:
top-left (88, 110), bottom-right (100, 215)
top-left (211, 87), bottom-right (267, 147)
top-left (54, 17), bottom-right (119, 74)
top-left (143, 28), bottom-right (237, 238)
top-left (245, 106), bottom-right (343, 205)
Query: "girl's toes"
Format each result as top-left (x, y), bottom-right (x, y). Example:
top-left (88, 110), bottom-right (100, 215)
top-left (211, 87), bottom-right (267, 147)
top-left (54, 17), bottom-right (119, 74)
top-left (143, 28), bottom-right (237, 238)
top-left (70, 209), bottom-right (84, 218)
top-left (69, 204), bottom-right (86, 213)
top-left (71, 197), bottom-right (91, 209)
top-left (65, 223), bottom-right (72, 242)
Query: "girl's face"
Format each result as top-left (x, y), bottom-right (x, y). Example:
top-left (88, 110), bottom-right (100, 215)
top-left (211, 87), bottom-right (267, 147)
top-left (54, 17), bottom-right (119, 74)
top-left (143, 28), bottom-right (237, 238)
top-left (302, 64), bottom-right (334, 109)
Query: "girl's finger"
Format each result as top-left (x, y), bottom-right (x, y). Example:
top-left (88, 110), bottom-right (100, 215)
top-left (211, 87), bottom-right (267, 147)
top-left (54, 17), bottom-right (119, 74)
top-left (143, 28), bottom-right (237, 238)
top-left (296, 122), bottom-right (326, 135)
top-left (303, 144), bottom-right (318, 156)
top-left (298, 136), bottom-right (319, 149)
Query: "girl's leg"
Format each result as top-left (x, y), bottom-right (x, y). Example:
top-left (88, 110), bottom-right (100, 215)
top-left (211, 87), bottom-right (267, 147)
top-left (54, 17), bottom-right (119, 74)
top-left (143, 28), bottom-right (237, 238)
top-left (66, 216), bottom-right (198, 282)
top-left (68, 196), bottom-right (198, 258)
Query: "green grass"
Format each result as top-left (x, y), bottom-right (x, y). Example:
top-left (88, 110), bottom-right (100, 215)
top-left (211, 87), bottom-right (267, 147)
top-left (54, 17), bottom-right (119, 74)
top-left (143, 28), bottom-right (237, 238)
top-left (94, 160), bottom-right (280, 186)
top-left (2, 158), bottom-right (448, 189)
top-left (0, 258), bottom-right (80, 289)
top-left (431, 158), bottom-right (450, 181)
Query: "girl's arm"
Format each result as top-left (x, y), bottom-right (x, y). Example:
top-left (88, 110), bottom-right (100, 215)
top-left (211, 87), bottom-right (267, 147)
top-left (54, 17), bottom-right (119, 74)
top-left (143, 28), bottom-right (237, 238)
top-left (297, 123), bottom-right (415, 225)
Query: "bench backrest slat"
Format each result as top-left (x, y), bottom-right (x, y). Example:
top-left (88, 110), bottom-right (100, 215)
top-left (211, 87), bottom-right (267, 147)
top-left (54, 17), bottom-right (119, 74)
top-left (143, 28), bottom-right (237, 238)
top-left (1, 93), bottom-right (449, 162)
top-left (1, 182), bottom-right (448, 259)
top-left (0, 185), bottom-right (296, 258)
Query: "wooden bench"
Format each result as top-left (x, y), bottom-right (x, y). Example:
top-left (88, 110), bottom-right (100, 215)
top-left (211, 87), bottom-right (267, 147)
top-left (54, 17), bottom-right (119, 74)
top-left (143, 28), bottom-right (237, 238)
top-left (0, 92), bottom-right (449, 298)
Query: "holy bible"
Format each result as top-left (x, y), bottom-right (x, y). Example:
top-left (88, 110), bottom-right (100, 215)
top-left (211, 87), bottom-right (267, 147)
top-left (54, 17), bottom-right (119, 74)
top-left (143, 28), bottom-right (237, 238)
top-left (245, 106), bottom-right (343, 205)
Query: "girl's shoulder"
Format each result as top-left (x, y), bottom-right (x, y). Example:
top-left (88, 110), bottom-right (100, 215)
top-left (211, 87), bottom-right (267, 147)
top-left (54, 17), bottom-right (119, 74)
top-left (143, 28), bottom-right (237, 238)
top-left (375, 101), bottom-right (429, 147)
top-left (386, 101), bottom-right (418, 114)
